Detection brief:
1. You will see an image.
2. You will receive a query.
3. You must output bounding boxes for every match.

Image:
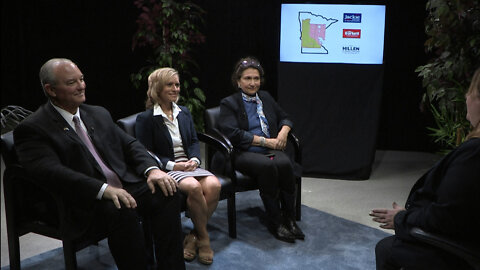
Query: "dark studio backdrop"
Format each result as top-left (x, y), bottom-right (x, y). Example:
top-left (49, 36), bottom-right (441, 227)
top-left (277, 0), bottom-right (430, 179)
top-left (1, 0), bottom-right (433, 178)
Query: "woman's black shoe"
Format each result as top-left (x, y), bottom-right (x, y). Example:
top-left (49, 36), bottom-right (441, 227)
top-left (270, 223), bottom-right (296, 243)
top-left (286, 219), bottom-right (305, 240)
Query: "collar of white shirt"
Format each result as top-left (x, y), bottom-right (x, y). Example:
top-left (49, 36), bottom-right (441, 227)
top-left (153, 102), bottom-right (182, 119)
top-left (50, 102), bottom-right (83, 131)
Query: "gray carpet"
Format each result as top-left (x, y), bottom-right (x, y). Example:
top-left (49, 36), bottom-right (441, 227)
top-left (1, 190), bottom-right (389, 270)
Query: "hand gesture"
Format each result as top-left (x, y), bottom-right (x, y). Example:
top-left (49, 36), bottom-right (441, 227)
top-left (370, 202), bottom-right (405, 230)
top-left (146, 169), bottom-right (177, 196)
top-left (103, 186), bottom-right (137, 209)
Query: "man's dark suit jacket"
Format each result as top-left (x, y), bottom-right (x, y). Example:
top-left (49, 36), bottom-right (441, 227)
top-left (390, 137), bottom-right (480, 267)
top-left (13, 102), bottom-right (159, 239)
top-left (135, 106), bottom-right (201, 169)
top-left (218, 90), bottom-right (293, 151)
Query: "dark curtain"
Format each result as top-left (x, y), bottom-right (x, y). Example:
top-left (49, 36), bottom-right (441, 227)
top-left (1, 0), bottom-right (433, 163)
top-left (377, 0), bottom-right (433, 151)
top-left (199, 0), bottom-right (282, 107)
top-left (275, 0), bottom-right (430, 179)
top-left (278, 64), bottom-right (383, 179)
top-left (1, 0), bottom-right (146, 120)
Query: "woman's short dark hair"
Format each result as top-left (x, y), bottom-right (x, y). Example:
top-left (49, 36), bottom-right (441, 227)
top-left (231, 56), bottom-right (265, 89)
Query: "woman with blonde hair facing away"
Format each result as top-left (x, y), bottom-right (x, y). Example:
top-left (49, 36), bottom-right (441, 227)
top-left (371, 67), bottom-right (480, 270)
top-left (465, 67), bottom-right (480, 139)
top-left (136, 67), bottom-right (221, 265)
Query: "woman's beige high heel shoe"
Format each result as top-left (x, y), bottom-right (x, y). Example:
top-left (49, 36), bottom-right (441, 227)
top-left (183, 232), bottom-right (197, 261)
top-left (196, 238), bottom-right (214, 265)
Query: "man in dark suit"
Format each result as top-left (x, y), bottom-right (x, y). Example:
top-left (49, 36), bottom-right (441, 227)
top-left (13, 58), bottom-right (185, 270)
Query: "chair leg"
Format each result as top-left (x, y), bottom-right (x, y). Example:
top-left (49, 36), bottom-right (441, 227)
top-left (62, 240), bottom-right (78, 270)
top-left (295, 178), bottom-right (302, 221)
top-left (4, 170), bottom-right (21, 270)
top-left (6, 233), bottom-right (21, 270)
top-left (227, 194), bottom-right (237, 238)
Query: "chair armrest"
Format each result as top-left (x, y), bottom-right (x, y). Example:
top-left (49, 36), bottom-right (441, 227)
top-left (198, 130), bottom-right (237, 182)
top-left (202, 127), bottom-right (302, 181)
top-left (287, 132), bottom-right (301, 164)
top-left (146, 150), bottom-right (162, 168)
top-left (203, 127), bottom-right (299, 161)
top-left (198, 132), bottom-right (232, 157)
top-left (204, 127), bottom-right (234, 150)
top-left (410, 227), bottom-right (480, 268)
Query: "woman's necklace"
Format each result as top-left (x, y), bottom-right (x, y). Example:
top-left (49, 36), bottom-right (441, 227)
top-left (159, 103), bottom-right (174, 120)
top-left (165, 111), bottom-right (173, 120)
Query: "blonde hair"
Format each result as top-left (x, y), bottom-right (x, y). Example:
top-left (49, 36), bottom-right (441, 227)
top-left (145, 67), bottom-right (179, 109)
top-left (466, 67), bottom-right (480, 140)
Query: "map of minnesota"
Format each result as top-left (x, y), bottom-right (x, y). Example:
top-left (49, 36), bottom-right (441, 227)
top-left (299, 12), bottom-right (338, 54)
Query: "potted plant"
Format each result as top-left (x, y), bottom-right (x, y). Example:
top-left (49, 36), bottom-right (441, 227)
top-left (132, 0), bottom-right (206, 131)
top-left (415, 0), bottom-right (480, 153)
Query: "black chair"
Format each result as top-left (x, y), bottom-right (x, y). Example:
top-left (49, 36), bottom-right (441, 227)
top-left (410, 227), bottom-right (480, 270)
top-left (1, 131), bottom-right (107, 270)
top-left (204, 106), bottom-right (302, 224)
top-left (116, 112), bottom-right (237, 238)
top-left (0, 105), bottom-right (32, 133)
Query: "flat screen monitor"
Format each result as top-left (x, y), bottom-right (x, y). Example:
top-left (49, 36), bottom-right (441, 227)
top-left (280, 3), bottom-right (386, 64)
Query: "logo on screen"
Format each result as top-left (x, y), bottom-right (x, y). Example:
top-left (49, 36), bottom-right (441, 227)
top-left (342, 45), bottom-right (360, 54)
top-left (343, 29), bottom-right (361, 38)
top-left (343, 13), bottom-right (361, 23)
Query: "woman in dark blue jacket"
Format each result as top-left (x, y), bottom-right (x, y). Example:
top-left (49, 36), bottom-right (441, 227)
top-left (136, 68), bottom-right (220, 265)
top-left (218, 57), bottom-right (304, 243)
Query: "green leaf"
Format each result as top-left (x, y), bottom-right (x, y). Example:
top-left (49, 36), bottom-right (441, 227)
top-left (132, 0), bottom-right (206, 128)
top-left (194, 87), bottom-right (206, 102)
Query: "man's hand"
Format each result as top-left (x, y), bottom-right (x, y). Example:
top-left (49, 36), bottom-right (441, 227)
top-left (370, 202), bottom-right (405, 230)
top-left (146, 169), bottom-right (177, 196)
top-left (103, 186), bottom-right (137, 209)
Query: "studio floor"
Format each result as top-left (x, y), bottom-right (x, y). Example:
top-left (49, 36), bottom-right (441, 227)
top-left (0, 150), bottom-right (440, 267)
